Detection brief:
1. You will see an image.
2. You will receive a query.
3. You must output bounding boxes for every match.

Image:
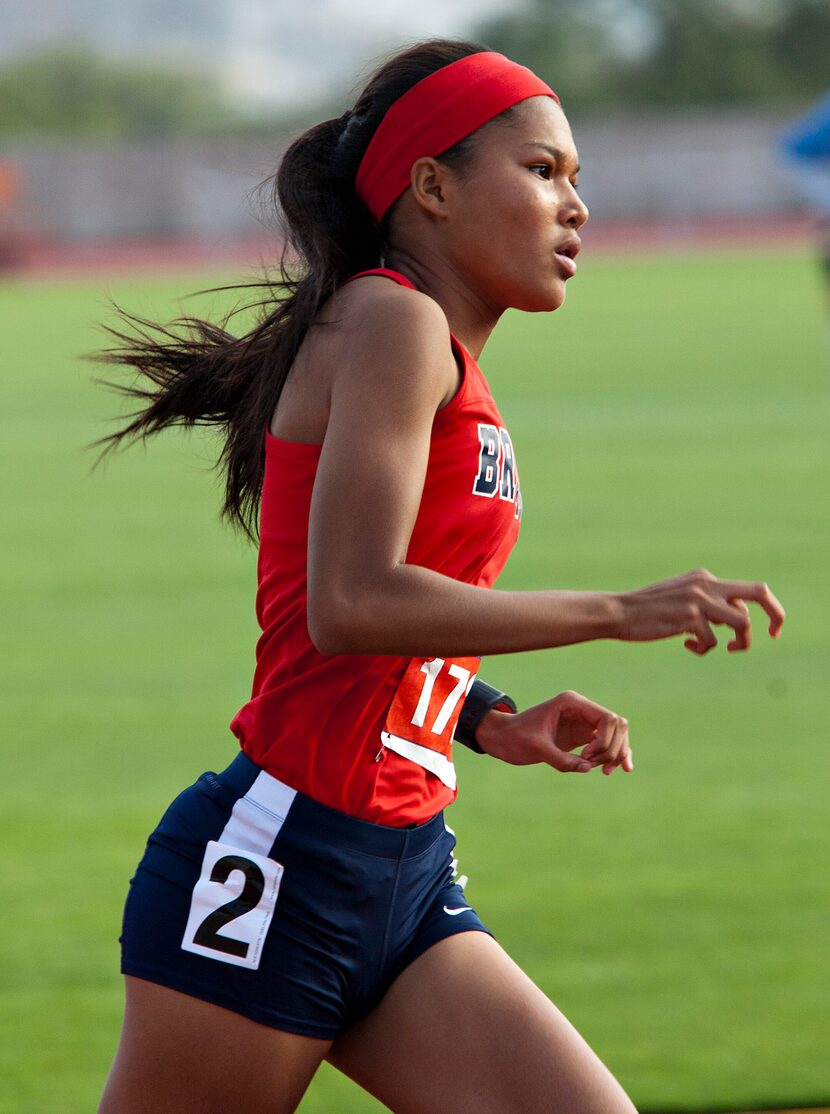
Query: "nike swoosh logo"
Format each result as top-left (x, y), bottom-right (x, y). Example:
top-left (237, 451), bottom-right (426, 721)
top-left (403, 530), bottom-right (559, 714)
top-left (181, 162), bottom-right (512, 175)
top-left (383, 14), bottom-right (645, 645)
top-left (443, 905), bottom-right (472, 916)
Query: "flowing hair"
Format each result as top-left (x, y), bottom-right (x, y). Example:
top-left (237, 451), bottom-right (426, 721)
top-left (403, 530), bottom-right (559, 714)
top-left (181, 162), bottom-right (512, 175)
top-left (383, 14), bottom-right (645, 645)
top-left (89, 37), bottom-right (494, 539)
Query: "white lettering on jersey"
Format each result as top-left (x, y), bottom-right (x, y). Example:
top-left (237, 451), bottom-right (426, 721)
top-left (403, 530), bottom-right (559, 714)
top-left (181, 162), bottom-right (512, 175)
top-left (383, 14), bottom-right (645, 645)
top-left (473, 422), bottom-right (521, 520)
top-left (499, 427), bottom-right (515, 503)
top-left (472, 423), bottom-right (500, 497)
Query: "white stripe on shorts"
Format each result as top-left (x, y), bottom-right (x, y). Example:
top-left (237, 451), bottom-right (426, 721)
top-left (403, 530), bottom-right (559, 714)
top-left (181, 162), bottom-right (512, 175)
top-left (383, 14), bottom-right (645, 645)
top-left (219, 770), bottom-right (297, 854)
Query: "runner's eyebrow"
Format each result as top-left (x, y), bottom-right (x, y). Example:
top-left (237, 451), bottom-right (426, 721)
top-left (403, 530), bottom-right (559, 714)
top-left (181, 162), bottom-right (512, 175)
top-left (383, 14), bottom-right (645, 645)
top-left (520, 142), bottom-right (580, 175)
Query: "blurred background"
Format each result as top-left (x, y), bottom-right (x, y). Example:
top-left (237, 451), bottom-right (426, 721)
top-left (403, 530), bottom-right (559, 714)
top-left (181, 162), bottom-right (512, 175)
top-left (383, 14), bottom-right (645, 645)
top-left (2, 3), bottom-right (828, 1113)
top-left (1, 0), bottom-right (829, 268)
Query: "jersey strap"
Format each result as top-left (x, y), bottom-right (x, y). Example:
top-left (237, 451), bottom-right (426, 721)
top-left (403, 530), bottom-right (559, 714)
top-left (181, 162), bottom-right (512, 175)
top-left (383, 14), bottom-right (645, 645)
top-left (339, 267), bottom-right (417, 290)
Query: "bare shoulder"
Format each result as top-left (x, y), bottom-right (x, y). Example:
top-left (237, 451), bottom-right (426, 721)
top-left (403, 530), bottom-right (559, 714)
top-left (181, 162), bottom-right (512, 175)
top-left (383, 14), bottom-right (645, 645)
top-left (330, 275), bottom-right (451, 342)
top-left (273, 276), bottom-right (459, 443)
top-left (326, 277), bottom-right (459, 404)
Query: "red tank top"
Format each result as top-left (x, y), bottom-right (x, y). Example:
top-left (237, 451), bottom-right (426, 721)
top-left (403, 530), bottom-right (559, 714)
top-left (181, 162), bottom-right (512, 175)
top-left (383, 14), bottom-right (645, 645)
top-left (230, 269), bottom-right (521, 825)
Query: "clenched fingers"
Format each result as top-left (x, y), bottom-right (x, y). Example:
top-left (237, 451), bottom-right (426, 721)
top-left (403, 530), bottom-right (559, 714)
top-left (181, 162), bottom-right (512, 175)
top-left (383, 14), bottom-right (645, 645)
top-left (536, 691), bottom-right (634, 775)
top-left (716, 579), bottom-right (786, 639)
top-left (686, 579), bottom-right (783, 654)
top-left (579, 709), bottom-right (630, 771)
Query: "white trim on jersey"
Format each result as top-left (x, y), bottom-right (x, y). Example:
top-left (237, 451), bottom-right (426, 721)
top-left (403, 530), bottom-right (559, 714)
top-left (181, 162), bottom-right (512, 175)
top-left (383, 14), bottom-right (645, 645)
top-left (380, 731), bottom-right (458, 790)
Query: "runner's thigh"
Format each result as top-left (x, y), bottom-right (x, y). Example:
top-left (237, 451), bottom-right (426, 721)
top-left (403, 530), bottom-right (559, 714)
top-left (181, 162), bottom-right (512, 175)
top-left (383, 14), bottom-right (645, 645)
top-left (327, 931), bottom-right (637, 1114)
top-left (98, 976), bottom-right (331, 1114)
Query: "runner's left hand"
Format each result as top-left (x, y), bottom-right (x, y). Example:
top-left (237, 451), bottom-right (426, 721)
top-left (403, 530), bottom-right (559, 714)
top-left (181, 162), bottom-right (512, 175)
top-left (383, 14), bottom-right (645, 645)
top-left (474, 690), bottom-right (633, 775)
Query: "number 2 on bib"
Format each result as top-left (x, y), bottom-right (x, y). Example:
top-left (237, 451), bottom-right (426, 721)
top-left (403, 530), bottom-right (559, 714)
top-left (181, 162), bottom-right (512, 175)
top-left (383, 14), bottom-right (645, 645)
top-left (181, 840), bottom-right (284, 970)
top-left (381, 656), bottom-right (479, 789)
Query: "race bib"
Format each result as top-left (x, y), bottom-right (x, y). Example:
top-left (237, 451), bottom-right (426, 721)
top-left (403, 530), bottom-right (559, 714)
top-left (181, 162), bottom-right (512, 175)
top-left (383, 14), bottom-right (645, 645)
top-left (181, 840), bottom-right (284, 970)
top-left (380, 656), bottom-right (479, 789)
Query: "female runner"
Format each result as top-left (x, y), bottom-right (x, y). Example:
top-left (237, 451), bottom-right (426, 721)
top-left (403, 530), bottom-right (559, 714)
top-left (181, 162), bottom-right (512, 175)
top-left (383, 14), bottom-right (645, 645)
top-left (95, 38), bottom-right (785, 1114)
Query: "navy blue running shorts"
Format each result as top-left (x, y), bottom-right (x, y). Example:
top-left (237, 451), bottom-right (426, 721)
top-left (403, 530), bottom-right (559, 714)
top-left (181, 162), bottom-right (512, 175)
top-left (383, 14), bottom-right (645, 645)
top-left (120, 751), bottom-right (492, 1039)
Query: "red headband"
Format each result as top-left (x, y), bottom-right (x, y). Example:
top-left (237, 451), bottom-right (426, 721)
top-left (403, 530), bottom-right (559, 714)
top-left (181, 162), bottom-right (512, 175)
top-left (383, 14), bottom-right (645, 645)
top-left (355, 52), bottom-right (559, 225)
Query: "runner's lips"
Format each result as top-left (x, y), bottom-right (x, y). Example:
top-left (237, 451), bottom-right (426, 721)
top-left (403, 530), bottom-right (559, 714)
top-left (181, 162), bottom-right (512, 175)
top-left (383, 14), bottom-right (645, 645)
top-left (555, 238), bottom-right (580, 277)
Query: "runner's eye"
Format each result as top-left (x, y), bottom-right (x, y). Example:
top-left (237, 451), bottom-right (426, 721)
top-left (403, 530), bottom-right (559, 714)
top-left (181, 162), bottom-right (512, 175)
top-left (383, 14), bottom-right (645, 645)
top-left (529, 164), bottom-right (552, 178)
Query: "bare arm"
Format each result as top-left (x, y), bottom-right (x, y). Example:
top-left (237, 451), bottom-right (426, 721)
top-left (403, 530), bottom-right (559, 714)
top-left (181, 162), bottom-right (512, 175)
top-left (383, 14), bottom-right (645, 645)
top-left (306, 284), bottom-right (785, 657)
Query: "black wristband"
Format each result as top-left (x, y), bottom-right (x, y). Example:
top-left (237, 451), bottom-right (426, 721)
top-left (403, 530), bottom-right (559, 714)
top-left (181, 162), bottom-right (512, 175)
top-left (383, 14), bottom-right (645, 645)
top-left (454, 678), bottom-right (518, 754)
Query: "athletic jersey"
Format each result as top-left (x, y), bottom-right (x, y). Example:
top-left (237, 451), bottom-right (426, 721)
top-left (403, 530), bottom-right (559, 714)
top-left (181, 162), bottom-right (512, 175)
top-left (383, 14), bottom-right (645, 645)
top-left (230, 268), bottom-right (522, 826)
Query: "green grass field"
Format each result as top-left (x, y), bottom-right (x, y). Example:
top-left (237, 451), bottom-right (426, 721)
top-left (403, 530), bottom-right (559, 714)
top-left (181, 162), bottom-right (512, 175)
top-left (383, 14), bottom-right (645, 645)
top-left (2, 248), bottom-right (828, 1113)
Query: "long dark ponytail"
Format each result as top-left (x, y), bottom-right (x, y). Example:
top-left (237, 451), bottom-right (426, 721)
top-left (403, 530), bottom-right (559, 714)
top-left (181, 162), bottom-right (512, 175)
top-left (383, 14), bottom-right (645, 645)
top-left (90, 37), bottom-right (491, 539)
